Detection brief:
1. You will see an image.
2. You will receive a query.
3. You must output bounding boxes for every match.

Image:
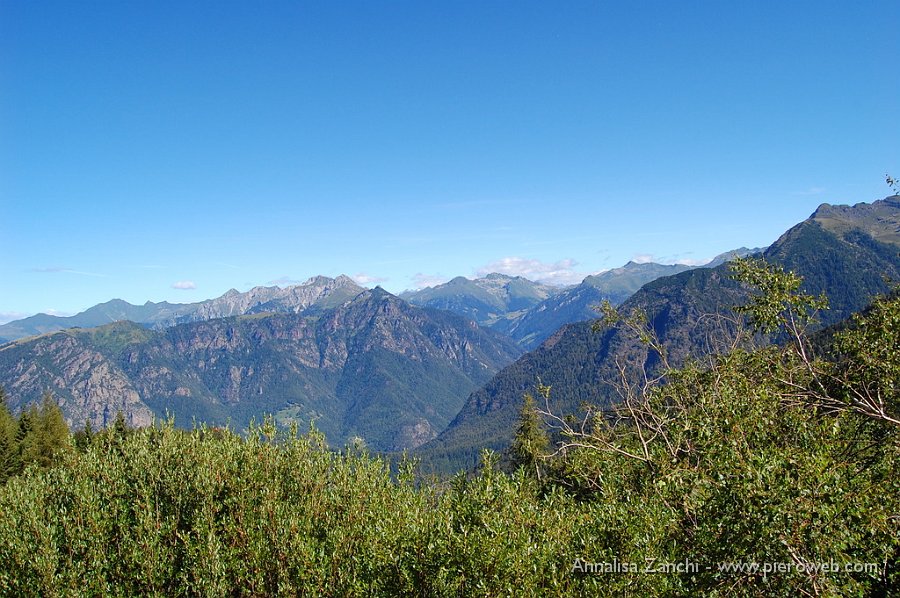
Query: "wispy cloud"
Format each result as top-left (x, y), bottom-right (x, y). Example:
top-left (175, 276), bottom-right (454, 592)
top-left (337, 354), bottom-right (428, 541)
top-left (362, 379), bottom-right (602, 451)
top-left (411, 273), bottom-right (450, 289)
top-left (30, 266), bottom-right (107, 277)
top-left (352, 273), bottom-right (388, 286)
top-left (0, 311), bottom-right (29, 325)
top-left (171, 280), bottom-right (197, 290)
top-left (476, 257), bottom-right (585, 286)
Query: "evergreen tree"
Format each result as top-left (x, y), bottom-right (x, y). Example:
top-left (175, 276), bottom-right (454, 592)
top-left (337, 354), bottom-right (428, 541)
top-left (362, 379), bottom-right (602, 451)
top-left (14, 404), bottom-right (35, 474)
top-left (510, 388), bottom-right (550, 479)
top-left (20, 393), bottom-right (70, 470)
top-left (74, 419), bottom-right (95, 451)
top-left (112, 410), bottom-right (129, 438)
top-left (0, 388), bottom-right (18, 483)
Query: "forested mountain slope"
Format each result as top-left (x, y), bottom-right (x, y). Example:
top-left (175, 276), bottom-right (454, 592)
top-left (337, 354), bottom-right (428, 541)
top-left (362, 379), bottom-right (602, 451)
top-left (418, 196), bottom-right (900, 471)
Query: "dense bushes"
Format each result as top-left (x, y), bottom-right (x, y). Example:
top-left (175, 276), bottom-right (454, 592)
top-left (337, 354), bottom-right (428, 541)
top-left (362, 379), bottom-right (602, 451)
top-left (0, 421), bottom-right (601, 596)
top-left (1, 378), bottom-right (896, 594)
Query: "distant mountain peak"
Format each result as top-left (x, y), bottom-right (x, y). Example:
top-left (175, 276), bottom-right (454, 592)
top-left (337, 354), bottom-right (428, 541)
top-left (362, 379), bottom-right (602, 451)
top-left (703, 247), bottom-right (766, 269)
top-left (366, 286), bottom-right (394, 299)
top-left (333, 274), bottom-right (358, 286)
top-left (809, 195), bottom-right (900, 247)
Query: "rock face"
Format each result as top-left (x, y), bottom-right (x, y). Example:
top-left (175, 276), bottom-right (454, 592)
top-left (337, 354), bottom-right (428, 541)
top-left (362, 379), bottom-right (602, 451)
top-left (0, 289), bottom-right (522, 452)
top-left (0, 330), bottom-right (153, 428)
top-left (178, 275), bottom-right (364, 323)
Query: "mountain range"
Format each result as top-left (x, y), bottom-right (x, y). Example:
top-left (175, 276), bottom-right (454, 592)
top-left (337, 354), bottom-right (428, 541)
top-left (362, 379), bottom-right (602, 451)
top-left (0, 288), bottom-right (522, 451)
top-left (0, 260), bottom-right (709, 451)
top-left (0, 275), bottom-right (366, 343)
top-left (2, 251), bottom-right (756, 348)
top-left (402, 248), bottom-right (761, 349)
top-left (4, 192), bottom-right (891, 469)
top-left (416, 196), bottom-right (900, 471)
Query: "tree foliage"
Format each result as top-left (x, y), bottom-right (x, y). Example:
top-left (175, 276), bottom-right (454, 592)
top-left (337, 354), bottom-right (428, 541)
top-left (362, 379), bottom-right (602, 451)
top-left (510, 386), bottom-right (550, 479)
top-left (0, 391), bottom-right (71, 484)
top-left (19, 393), bottom-right (70, 470)
top-left (730, 256), bottom-right (828, 335)
top-left (0, 388), bottom-right (18, 484)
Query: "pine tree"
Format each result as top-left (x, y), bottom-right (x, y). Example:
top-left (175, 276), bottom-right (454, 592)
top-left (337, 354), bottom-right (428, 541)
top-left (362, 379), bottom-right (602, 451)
top-left (14, 403), bottom-right (35, 474)
top-left (74, 418), bottom-right (95, 451)
top-left (510, 390), bottom-right (550, 480)
top-left (20, 393), bottom-right (70, 470)
top-left (0, 387), bottom-right (19, 483)
top-left (112, 410), bottom-right (129, 438)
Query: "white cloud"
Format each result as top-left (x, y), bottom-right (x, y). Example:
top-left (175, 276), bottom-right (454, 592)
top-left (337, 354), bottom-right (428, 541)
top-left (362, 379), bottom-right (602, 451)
top-left (171, 280), bottom-right (197, 290)
top-left (411, 273), bottom-right (450, 289)
top-left (476, 257), bottom-right (585, 286)
top-left (631, 254), bottom-right (655, 264)
top-left (352, 273), bottom-right (388, 286)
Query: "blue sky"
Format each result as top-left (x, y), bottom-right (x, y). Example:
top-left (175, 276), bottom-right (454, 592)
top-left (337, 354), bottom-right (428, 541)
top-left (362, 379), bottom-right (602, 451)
top-left (2, 1), bottom-right (898, 322)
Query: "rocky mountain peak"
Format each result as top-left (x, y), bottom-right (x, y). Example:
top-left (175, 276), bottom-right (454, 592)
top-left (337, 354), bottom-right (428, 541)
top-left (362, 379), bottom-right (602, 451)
top-left (333, 274), bottom-right (358, 286)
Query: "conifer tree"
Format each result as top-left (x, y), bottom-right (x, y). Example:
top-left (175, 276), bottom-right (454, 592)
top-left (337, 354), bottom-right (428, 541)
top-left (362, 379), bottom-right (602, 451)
top-left (20, 393), bottom-right (70, 470)
top-left (74, 418), bottom-right (95, 451)
top-left (112, 410), bottom-right (129, 438)
top-left (510, 390), bottom-right (550, 479)
top-left (14, 404), bottom-right (35, 473)
top-left (0, 387), bottom-right (18, 483)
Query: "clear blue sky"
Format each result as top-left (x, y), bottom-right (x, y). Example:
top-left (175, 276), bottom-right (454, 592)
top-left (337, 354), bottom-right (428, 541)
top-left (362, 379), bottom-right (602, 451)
top-left (2, 1), bottom-right (898, 321)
